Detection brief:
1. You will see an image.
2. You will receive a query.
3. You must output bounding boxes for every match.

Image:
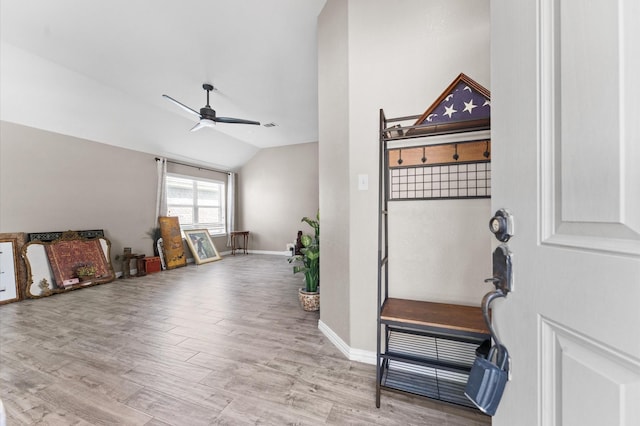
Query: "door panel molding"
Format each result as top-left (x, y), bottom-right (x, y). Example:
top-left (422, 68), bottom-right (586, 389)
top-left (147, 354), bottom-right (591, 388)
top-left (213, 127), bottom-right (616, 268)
top-left (539, 0), bottom-right (640, 256)
top-left (540, 317), bottom-right (640, 426)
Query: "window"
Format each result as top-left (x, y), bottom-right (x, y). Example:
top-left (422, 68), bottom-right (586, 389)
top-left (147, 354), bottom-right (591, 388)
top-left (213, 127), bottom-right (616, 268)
top-left (166, 174), bottom-right (226, 235)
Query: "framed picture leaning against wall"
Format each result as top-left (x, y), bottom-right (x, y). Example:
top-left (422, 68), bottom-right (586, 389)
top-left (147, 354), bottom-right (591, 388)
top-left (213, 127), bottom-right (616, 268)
top-left (183, 229), bottom-right (221, 265)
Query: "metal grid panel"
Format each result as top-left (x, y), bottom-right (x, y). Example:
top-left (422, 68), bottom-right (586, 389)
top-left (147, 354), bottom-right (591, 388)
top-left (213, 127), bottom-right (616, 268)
top-left (388, 330), bottom-right (479, 367)
top-left (383, 360), bottom-right (475, 408)
top-left (382, 330), bottom-right (480, 408)
top-left (390, 162), bottom-right (491, 200)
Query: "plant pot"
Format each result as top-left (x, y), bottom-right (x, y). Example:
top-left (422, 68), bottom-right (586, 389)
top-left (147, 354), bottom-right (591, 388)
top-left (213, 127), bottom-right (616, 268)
top-left (298, 288), bottom-right (319, 311)
top-left (78, 274), bottom-right (95, 282)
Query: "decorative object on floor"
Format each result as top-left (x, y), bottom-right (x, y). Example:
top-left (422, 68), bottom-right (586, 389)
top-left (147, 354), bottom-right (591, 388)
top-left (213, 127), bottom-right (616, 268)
top-left (183, 229), bottom-right (221, 265)
top-left (0, 236), bottom-right (21, 304)
top-left (294, 231), bottom-right (303, 255)
top-left (158, 216), bottom-right (186, 269)
top-left (0, 233), bottom-right (27, 301)
top-left (22, 231), bottom-right (115, 298)
top-left (288, 210), bottom-right (320, 311)
top-left (229, 231), bottom-right (249, 255)
top-left (143, 256), bottom-right (162, 274)
top-left (157, 238), bottom-right (167, 270)
top-left (44, 232), bottom-right (111, 286)
top-left (298, 289), bottom-right (320, 311)
top-left (75, 263), bottom-right (97, 281)
top-left (116, 250), bottom-right (146, 278)
top-left (146, 227), bottom-right (161, 256)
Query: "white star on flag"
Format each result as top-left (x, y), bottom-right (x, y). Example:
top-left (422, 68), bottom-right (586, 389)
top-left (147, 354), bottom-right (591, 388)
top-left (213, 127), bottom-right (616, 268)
top-left (463, 100), bottom-right (477, 114)
top-left (443, 104), bottom-right (457, 118)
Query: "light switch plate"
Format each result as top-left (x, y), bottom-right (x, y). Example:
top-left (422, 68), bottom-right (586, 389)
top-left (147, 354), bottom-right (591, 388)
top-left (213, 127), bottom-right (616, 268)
top-left (358, 174), bottom-right (368, 190)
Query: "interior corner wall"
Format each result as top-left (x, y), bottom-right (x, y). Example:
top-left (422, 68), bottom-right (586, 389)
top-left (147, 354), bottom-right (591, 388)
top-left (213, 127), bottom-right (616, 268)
top-left (0, 121), bottom-right (158, 267)
top-left (318, 0), bottom-right (491, 355)
top-left (237, 142), bottom-right (319, 252)
top-left (318, 0), bottom-right (351, 344)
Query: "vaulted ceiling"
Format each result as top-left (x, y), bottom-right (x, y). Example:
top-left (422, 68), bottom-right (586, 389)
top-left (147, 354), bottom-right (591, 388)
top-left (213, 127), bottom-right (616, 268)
top-left (0, 0), bottom-right (326, 170)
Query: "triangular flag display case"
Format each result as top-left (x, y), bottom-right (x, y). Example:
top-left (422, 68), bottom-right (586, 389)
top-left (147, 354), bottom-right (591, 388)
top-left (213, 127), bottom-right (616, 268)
top-left (409, 72), bottom-right (490, 135)
top-left (384, 73), bottom-right (491, 201)
top-left (376, 74), bottom-right (492, 410)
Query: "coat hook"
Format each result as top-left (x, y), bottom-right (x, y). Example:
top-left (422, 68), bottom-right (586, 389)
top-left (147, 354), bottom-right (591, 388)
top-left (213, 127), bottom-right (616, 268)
top-left (397, 149), bottom-right (403, 165)
top-left (421, 147), bottom-right (427, 163)
top-left (453, 144), bottom-right (459, 161)
top-left (483, 141), bottom-right (490, 158)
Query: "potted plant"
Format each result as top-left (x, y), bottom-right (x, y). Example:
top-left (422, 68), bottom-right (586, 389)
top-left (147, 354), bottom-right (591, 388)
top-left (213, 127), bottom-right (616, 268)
top-left (76, 263), bottom-right (97, 281)
top-left (289, 211), bottom-right (320, 311)
top-left (146, 227), bottom-right (162, 256)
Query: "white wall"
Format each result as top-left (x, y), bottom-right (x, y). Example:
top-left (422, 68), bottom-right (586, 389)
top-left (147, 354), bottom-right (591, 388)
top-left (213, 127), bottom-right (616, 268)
top-left (318, 0), bottom-right (492, 354)
top-left (388, 200), bottom-right (492, 305)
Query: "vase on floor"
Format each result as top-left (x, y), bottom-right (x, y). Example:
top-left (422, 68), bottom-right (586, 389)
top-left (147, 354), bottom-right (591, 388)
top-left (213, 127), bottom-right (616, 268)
top-left (298, 288), bottom-right (319, 311)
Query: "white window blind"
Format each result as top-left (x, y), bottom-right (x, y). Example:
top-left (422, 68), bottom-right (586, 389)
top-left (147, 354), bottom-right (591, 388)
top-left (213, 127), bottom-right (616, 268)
top-left (166, 174), bottom-right (226, 235)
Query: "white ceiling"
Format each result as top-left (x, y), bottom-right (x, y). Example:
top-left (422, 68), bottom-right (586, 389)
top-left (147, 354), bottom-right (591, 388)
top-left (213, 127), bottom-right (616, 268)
top-left (0, 0), bottom-right (326, 170)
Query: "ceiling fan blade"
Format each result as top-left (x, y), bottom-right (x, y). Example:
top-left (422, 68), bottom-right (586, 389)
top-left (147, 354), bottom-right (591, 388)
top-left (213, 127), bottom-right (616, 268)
top-left (162, 94), bottom-right (201, 118)
top-left (215, 117), bottom-right (261, 125)
top-left (190, 119), bottom-right (216, 132)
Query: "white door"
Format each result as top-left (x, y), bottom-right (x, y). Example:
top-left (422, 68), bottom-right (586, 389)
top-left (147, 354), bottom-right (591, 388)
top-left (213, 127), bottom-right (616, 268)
top-left (491, 0), bottom-right (640, 425)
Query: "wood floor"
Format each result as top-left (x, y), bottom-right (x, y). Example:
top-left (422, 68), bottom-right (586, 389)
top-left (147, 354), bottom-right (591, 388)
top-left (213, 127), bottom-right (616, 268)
top-left (0, 254), bottom-right (490, 425)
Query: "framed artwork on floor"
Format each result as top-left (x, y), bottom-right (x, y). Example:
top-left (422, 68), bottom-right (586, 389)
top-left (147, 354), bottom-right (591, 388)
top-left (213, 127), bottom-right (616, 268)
top-left (183, 229), bottom-right (221, 265)
top-left (158, 216), bottom-right (187, 269)
top-left (0, 238), bottom-right (21, 304)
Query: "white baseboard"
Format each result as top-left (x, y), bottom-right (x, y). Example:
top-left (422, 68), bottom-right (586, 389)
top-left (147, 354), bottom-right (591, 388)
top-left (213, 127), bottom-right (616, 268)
top-left (218, 250), bottom-right (290, 256)
top-left (318, 320), bottom-right (377, 365)
top-left (247, 250), bottom-right (291, 256)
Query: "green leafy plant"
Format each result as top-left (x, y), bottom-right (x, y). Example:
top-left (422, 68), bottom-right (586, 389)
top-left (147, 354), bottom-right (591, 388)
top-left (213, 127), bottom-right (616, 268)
top-left (76, 263), bottom-right (97, 277)
top-left (288, 211), bottom-right (320, 293)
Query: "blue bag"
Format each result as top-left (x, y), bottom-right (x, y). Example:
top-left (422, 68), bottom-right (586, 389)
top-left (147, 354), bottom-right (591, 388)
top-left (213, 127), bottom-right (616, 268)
top-left (464, 345), bottom-right (509, 416)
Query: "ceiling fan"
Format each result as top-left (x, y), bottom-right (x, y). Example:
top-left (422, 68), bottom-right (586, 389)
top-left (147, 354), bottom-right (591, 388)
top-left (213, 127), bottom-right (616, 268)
top-left (163, 83), bottom-right (260, 131)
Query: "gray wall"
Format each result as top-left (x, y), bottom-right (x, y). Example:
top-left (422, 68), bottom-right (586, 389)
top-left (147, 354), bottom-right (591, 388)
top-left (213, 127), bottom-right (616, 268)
top-left (0, 122), bottom-right (230, 268)
top-left (0, 121), bottom-right (158, 266)
top-left (318, 0), bottom-right (351, 346)
top-left (238, 142), bottom-right (319, 252)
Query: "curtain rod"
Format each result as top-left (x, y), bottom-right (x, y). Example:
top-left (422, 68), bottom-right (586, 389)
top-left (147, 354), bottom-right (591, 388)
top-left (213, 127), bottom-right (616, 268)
top-left (155, 157), bottom-right (230, 175)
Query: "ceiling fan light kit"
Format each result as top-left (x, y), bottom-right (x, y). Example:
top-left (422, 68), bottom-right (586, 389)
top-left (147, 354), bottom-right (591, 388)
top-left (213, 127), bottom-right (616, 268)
top-left (163, 83), bottom-right (260, 131)
top-left (190, 118), bottom-right (216, 132)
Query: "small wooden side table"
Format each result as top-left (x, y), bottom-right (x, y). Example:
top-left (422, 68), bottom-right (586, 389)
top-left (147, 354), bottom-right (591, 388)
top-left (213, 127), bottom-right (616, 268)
top-left (230, 231), bottom-right (249, 255)
top-left (121, 253), bottom-right (145, 278)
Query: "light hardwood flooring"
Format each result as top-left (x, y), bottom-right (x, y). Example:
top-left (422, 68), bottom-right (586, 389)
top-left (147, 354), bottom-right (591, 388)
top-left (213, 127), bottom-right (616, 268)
top-left (1, 254), bottom-right (490, 425)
